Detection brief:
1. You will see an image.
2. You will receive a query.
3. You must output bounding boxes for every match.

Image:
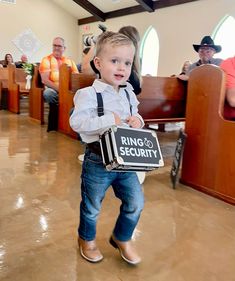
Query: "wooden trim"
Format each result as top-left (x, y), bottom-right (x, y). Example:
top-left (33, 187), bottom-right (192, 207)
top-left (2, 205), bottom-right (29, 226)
top-left (135, 0), bottom-right (154, 12)
top-left (73, 0), bottom-right (105, 22)
top-left (154, 0), bottom-right (198, 9)
top-left (180, 179), bottom-right (235, 205)
top-left (144, 117), bottom-right (185, 123)
top-left (77, 0), bottom-right (200, 25)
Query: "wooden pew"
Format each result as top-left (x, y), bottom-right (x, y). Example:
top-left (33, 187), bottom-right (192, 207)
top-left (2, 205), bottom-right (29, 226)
top-left (0, 67), bottom-right (9, 88)
top-left (8, 64), bottom-right (29, 114)
top-left (137, 76), bottom-right (187, 129)
top-left (29, 65), bottom-right (45, 124)
top-left (58, 64), bottom-right (95, 138)
top-left (0, 67), bottom-right (9, 109)
top-left (180, 64), bottom-right (235, 205)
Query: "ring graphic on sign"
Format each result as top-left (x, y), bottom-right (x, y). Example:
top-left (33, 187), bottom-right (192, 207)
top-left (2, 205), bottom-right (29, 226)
top-left (100, 126), bottom-right (164, 171)
top-left (144, 138), bottom-right (153, 148)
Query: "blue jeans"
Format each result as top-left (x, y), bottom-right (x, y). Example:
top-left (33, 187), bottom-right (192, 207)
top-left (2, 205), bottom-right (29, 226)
top-left (43, 87), bottom-right (58, 104)
top-left (79, 148), bottom-right (144, 242)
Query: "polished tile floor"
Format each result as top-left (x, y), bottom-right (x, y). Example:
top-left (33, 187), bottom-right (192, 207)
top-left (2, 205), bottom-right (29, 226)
top-left (1, 111), bottom-right (235, 281)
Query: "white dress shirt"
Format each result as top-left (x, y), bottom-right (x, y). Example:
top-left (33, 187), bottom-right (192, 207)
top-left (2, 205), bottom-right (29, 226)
top-left (69, 79), bottom-right (144, 143)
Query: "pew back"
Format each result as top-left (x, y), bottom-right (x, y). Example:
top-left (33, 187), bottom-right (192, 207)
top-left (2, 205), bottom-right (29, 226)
top-left (8, 64), bottom-right (29, 113)
top-left (58, 64), bottom-right (95, 137)
top-left (137, 76), bottom-right (187, 126)
top-left (0, 67), bottom-right (9, 88)
top-left (29, 65), bottom-right (45, 124)
top-left (0, 68), bottom-right (9, 109)
top-left (180, 64), bottom-right (235, 204)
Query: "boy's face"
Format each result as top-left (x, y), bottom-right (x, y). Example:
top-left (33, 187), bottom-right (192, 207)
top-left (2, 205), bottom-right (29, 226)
top-left (94, 43), bottom-right (135, 91)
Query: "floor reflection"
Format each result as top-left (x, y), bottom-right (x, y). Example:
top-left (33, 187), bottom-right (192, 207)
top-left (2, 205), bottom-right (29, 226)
top-left (0, 111), bottom-right (235, 281)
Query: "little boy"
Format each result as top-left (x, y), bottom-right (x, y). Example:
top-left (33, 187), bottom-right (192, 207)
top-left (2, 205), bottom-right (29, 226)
top-left (70, 31), bottom-right (144, 265)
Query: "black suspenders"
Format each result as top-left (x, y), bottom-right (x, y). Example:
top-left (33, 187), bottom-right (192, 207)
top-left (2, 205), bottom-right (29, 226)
top-left (96, 89), bottom-right (132, 117)
top-left (96, 92), bottom-right (104, 117)
top-left (124, 89), bottom-right (133, 116)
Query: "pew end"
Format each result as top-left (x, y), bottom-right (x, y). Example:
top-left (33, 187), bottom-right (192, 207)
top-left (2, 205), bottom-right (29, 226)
top-left (8, 64), bottom-right (30, 114)
top-left (29, 64), bottom-right (45, 124)
top-left (180, 64), bottom-right (235, 204)
top-left (0, 67), bottom-right (9, 110)
top-left (58, 64), bottom-right (95, 138)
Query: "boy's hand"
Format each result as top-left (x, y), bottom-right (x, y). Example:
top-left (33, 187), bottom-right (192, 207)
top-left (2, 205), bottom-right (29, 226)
top-left (126, 116), bottom-right (142, 128)
top-left (113, 112), bottom-right (121, 125)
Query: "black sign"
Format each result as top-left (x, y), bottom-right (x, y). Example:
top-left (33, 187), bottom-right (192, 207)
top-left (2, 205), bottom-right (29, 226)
top-left (114, 127), bottom-right (163, 166)
top-left (170, 129), bottom-right (187, 189)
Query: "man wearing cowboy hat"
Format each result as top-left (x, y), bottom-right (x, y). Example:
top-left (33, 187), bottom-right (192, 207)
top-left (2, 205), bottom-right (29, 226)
top-left (178, 36), bottom-right (223, 81)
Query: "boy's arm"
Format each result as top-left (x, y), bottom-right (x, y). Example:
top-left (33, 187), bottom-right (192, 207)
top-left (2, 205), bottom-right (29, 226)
top-left (69, 88), bottom-right (116, 135)
top-left (126, 115), bottom-right (143, 128)
top-left (128, 90), bottom-right (145, 128)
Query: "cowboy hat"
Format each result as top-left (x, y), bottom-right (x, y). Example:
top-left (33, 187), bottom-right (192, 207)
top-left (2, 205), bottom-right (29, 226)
top-left (193, 36), bottom-right (222, 53)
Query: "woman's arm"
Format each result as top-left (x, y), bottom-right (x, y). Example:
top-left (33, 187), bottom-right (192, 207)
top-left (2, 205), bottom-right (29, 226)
top-left (81, 45), bottom-right (96, 75)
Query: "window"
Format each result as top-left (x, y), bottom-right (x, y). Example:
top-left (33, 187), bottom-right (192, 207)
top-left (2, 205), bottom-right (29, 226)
top-left (140, 26), bottom-right (159, 76)
top-left (213, 15), bottom-right (235, 59)
top-left (0, 0), bottom-right (16, 3)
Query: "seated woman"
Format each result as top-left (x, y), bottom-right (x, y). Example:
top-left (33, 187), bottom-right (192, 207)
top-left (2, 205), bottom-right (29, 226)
top-left (1, 53), bottom-right (14, 67)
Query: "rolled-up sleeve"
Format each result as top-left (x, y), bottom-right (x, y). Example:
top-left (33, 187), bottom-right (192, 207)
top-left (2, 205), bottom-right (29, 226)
top-left (69, 88), bottom-right (115, 136)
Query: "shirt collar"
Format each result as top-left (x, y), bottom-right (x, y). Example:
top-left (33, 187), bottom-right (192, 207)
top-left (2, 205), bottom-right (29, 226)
top-left (49, 54), bottom-right (65, 61)
top-left (92, 79), bottom-right (133, 93)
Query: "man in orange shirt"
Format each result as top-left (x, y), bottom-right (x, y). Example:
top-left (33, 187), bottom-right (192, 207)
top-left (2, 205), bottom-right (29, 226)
top-left (39, 37), bottom-right (78, 131)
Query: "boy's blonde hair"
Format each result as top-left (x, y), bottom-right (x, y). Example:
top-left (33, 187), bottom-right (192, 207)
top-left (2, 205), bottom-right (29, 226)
top-left (95, 31), bottom-right (135, 57)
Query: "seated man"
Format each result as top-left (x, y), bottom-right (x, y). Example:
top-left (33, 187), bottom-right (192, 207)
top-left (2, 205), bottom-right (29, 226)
top-left (178, 36), bottom-right (223, 81)
top-left (15, 54), bottom-right (28, 68)
top-left (39, 37), bottom-right (78, 131)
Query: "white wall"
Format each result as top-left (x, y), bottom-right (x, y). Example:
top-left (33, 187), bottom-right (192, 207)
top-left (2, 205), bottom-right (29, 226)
top-left (1, 0), bottom-right (235, 75)
top-left (0, 0), bottom-right (79, 63)
top-left (78, 0), bottom-right (235, 76)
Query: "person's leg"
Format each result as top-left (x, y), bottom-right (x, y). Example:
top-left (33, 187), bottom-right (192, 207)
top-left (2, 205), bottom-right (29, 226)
top-left (78, 148), bottom-right (115, 262)
top-left (43, 88), bottom-right (58, 132)
top-left (110, 172), bottom-right (144, 264)
top-left (112, 172), bottom-right (144, 241)
top-left (43, 88), bottom-right (58, 104)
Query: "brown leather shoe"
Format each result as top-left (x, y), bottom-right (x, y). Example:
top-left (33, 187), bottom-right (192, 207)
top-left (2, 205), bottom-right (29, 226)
top-left (78, 237), bottom-right (103, 263)
top-left (109, 235), bottom-right (141, 265)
